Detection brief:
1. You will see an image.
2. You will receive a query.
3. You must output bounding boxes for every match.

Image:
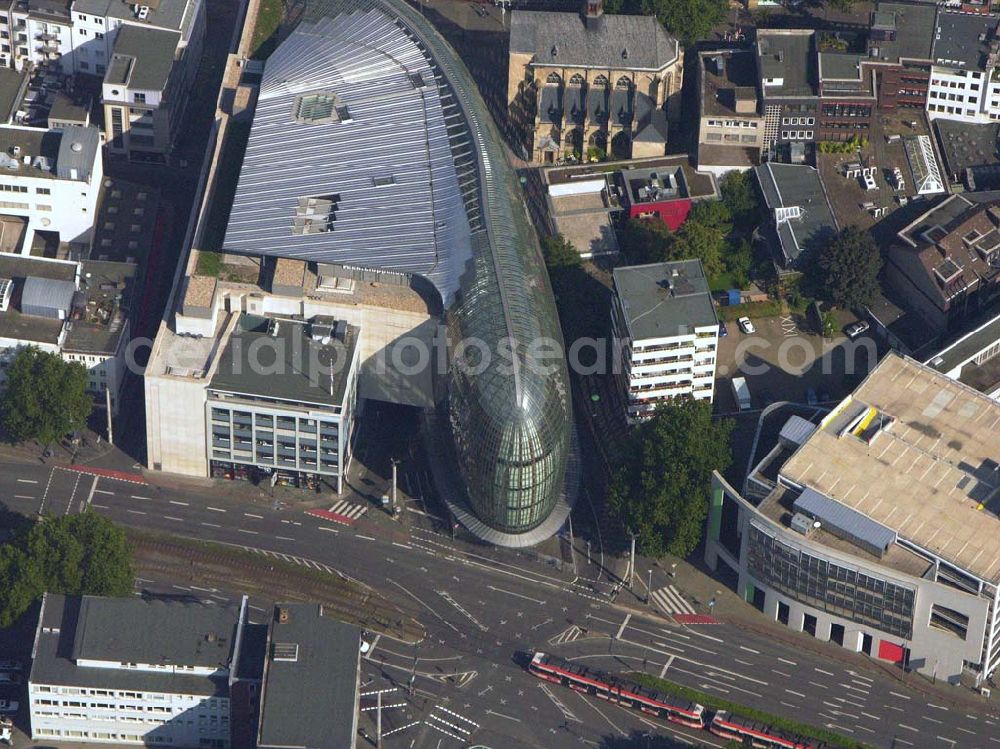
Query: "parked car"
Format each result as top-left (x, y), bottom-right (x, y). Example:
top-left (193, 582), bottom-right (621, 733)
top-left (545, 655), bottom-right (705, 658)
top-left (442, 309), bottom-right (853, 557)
top-left (718, 321), bottom-right (728, 338)
top-left (844, 320), bottom-right (870, 339)
top-left (0, 699), bottom-right (17, 714)
top-left (737, 316), bottom-right (756, 335)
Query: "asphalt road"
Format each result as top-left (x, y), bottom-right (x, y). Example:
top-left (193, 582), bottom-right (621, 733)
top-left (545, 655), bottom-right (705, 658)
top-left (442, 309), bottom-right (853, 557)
top-left (1, 459), bottom-right (999, 749)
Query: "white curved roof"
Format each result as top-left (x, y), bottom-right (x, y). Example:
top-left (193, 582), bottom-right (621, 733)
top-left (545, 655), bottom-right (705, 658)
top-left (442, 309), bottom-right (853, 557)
top-left (222, 9), bottom-right (474, 303)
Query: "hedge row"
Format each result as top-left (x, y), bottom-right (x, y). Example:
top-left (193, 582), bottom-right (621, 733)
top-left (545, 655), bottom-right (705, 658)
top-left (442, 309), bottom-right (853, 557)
top-left (628, 672), bottom-right (876, 749)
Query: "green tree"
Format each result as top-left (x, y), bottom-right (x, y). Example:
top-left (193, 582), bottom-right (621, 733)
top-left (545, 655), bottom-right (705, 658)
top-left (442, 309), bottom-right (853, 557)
top-left (621, 216), bottom-right (673, 265)
top-left (719, 170), bottom-right (760, 229)
top-left (603, 0), bottom-right (727, 45)
top-left (668, 220), bottom-right (726, 279)
top-left (815, 227), bottom-right (882, 309)
top-left (608, 398), bottom-right (733, 557)
top-left (0, 512), bottom-right (132, 627)
top-left (541, 234), bottom-right (582, 272)
top-left (725, 237), bottom-right (753, 288)
top-left (0, 347), bottom-right (92, 446)
top-left (826, 0), bottom-right (855, 12)
top-left (687, 199), bottom-right (732, 234)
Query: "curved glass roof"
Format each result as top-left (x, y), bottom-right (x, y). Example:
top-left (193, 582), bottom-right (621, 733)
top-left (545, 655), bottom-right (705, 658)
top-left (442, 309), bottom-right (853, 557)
top-left (224, 0), bottom-right (573, 538)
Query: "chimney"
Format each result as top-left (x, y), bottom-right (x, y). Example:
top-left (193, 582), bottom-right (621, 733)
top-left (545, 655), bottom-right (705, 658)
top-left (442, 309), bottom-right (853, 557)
top-left (278, 607), bottom-right (289, 624)
top-left (583, 0), bottom-right (603, 31)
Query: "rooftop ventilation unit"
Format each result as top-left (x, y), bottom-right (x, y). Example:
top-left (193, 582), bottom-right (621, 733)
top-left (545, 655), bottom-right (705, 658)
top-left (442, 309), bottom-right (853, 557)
top-left (272, 642), bottom-right (299, 662)
top-left (790, 512), bottom-right (820, 537)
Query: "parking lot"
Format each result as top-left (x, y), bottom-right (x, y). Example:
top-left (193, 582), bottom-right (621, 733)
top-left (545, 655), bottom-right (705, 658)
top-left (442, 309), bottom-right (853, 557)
top-left (715, 310), bottom-right (879, 413)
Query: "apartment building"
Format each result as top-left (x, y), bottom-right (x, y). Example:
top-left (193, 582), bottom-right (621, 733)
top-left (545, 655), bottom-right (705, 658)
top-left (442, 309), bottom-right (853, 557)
top-left (755, 162), bottom-right (839, 269)
top-left (0, 123), bottom-right (101, 246)
top-left (817, 52), bottom-right (876, 143)
top-left (926, 10), bottom-right (1000, 124)
top-left (867, 1), bottom-right (936, 112)
top-left (508, 0), bottom-right (682, 163)
top-left (696, 48), bottom-right (764, 175)
top-left (705, 353), bottom-right (1000, 684)
top-left (0, 254), bottom-right (136, 414)
top-left (757, 29), bottom-right (819, 150)
top-left (885, 195), bottom-right (1000, 332)
top-left (611, 259), bottom-right (718, 423)
top-left (29, 592), bottom-right (247, 746)
top-left (927, 308), bottom-right (1000, 400)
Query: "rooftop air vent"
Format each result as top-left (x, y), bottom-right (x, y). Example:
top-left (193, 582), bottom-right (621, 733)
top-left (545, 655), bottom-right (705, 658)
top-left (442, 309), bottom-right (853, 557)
top-left (272, 642), bottom-right (299, 662)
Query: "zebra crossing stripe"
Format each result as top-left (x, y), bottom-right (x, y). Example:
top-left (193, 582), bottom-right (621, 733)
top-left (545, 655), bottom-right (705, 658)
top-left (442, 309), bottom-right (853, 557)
top-left (328, 499), bottom-right (368, 520)
top-left (651, 585), bottom-right (696, 615)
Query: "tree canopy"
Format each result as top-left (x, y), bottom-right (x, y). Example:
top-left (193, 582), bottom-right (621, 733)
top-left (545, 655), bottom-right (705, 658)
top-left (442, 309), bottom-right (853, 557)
top-left (620, 216), bottom-right (726, 278)
top-left (815, 226), bottom-right (882, 309)
top-left (719, 170), bottom-right (760, 229)
top-left (608, 398), bottom-right (733, 558)
top-left (0, 346), bottom-right (92, 445)
top-left (541, 233), bottom-right (582, 273)
top-left (605, 0), bottom-right (728, 45)
top-left (0, 512), bottom-right (133, 627)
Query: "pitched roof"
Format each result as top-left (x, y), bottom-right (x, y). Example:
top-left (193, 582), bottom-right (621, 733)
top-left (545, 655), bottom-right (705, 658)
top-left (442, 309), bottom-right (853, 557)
top-left (509, 10), bottom-right (679, 71)
top-left (755, 163), bottom-right (838, 266)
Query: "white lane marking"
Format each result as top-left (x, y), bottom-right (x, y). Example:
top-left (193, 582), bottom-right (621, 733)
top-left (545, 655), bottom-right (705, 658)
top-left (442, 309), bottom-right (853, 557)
top-left (659, 655), bottom-right (674, 677)
top-left (201, 522), bottom-right (222, 528)
top-left (778, 657), bottom-right (797, 665)
top-left (169, 500), bottom-right (189, 506)
top-left (91, 503), bottom-right (109, 509)
top-left (485, 709), bottom-right (520, 722)
top-left (276, 536), bottom-right (294, 541)
top-left (357, 534), bottom-right (376, 541)
top-left (814, 667), bottom-right (835, 676)
top-left (244, 513), bottom-right (263, 519)
top-left (206, 506), bottom-right (227, 513)
top-left (127, 509), bottom-right (146, 515)
top-left (860, 712), bottom-right (881, 721)
top-left (894, 739), bottom-right (913, 746)
top-left (922, 715), bottom-right (943, 725)
top-left (956, 727), bottom-right (976, 735)
top-left (131, 495), bottom-right (152, 500)
top-left (165, 516), bottom-right (183, 522)
top-left (318, 526), bottom-right (339, 533)
top-left (238, 528), bottom-right (258, 535)
top-left (392, 542), bottom-right (413, 549)
top-left (808, 681), bottom-right (828, 690)
top-left (487, 584), bottom-right (547, 605)
top-left (16, 478), bottom-right (38, 484)
top-left (735, 658), bottom-right (753, 666)
top-left (616, 614), bottom-right (632, 640)
top-left (785, 689), bottom-right (805, 698)
top-left (14, 494), bottom-right (34, 499)
top-left (884, 705), bottom-right (904, 712)
top-left (739, 645), bottom-right (760, 654)
top-left (927, 703), bottom-right (947, 711)
top-left (890, 691), bottom-right (912, 700)
top-left (94, 489), bottom-right (114, 495)
top-left (83, 475), bottom-right (99, 511)
top-left (772, 669), bottom-right (791, 678)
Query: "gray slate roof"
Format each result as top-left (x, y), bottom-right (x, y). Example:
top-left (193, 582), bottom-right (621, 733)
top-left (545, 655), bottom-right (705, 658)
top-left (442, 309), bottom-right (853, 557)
top-left (29, 594), bottom-right (236, 698)
top-left (634, 92), bottom-right (667, 143)
top-left (0, 67), bottom-right (28, 124)
top-left (21, 276), bottom-right (75, 317)
top-left (105, 24), bottom-right (181, 91)
top-left (257, 604), bottom-right (360, 749)
top-left (55, 125), bottom-right (100, 181)
top-left (755, 163), bottom-right (838, 266)
top-left (509, 10), bottom-right (679, 71)
top-left (933, 10), bottom-right (1000, 70)
top-left (613, 259), bottom-right (718, 341)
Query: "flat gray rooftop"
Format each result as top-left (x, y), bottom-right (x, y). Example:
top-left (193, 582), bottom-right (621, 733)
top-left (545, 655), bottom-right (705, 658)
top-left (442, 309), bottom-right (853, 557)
top-left (928, 309), bottom-right (1000, 376)
top-left (106, 24), bottom-right (181, 91)
top-left (933, 10), bottom-right (1000, 70)
top-left (30, 593), bottom-right (235, 697)
top-left (209, 314), bottom-right (358, 408)
top-left (757, 31), bottom-right (818, 98)
top-left (613, 259), bottom-right (718, 341)
top-left (257, 604), bottom-right (360, 749)
top-left (869, 1), bottom-right (937, 62)
top-left (755, 163), bottom-right (838, 265)
top-left (62, 260), bottom-right (136, 355)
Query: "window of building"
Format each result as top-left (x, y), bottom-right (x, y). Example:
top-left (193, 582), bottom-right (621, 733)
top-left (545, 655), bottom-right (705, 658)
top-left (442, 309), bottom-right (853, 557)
top-left (79, 28), bottom-right (87, 35)
top-left (133, 92), bottom-right (146, 104)
top-left (79, 60), bottom-right (88, 70)
top-left (96, 31), bottom-right (103, 38)
top-left (36, 187), bottom-right (49, 195)
top-left (929, 604), bottom-right (969, 640)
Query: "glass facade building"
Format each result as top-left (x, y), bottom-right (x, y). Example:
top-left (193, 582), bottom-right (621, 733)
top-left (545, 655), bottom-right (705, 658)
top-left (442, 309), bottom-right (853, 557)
top-left (223, 0), bottom-right (573, 537)
top-left (747, 523), bottom-right (916, 639)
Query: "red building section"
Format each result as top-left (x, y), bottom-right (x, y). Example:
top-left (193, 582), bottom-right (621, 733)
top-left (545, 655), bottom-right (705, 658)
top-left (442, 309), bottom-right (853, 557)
top-left (877, 639), bottom-right (906, 665)
top-left (626, 197), bottom-right (693, 230)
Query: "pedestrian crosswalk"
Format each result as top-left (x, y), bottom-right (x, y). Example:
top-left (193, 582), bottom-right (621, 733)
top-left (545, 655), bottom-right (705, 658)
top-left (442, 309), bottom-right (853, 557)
top-left (328, 499), bottom-right (367, 520)
top-left (650, 585), bottom-right (696, 616)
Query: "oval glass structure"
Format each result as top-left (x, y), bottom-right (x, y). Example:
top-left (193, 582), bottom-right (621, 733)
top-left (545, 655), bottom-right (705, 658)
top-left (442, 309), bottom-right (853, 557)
top-left (224, 0), bottom-right (573, 540)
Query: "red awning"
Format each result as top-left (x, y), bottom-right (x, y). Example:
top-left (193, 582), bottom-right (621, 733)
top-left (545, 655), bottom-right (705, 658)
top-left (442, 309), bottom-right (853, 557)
top-left (878, 640), bottom-right (905, 664)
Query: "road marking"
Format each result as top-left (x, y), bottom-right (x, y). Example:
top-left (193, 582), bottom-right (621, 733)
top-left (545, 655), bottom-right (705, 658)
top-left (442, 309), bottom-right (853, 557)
top-left (94, 489), bottom-right (114, 495)
top-left (357, 534), bottom-right (375, 541)
top-left (201, 522), bottom-right (221, 528)
top-left (890, 691), bottom-right (911, 700)
top-left (884, 705), bottom-right (904, 712)
top-left (735, 658), bottom-right (753, 666)
top-left (131, 495), bottom-right (152, 500)
top-left (659, 655), bottom-right (674, 677)
top-left (14, 494), bottom-right (34, 499)
top-left (956, 727), bottom-right (976, 735)
top-left (814, 667), bottom-right (834, 676)
top-left (936, 737), bottom-right (955, 745)
top-left (485, 709), bottom-right (520, 722)
top-left (649, 584), bottom-right (697, 615)
top-left (927, 703), bottom-right (947, 711)
top-left (127, 509), bottom-right (146, 515)
top-left (16, 478), bottom-right (38, 484)
top-left (616, 614), bottom-right (632, 639)
top-left (392, 542), bottom-right (413, 550)
top-left (165, 516), bottom-right (183, 522)
top-left (244, 512), bottom-right (263, 519)
top-left (169, 500), bottom-right (189, 506)
top-left (538, 683), bottom-right (581, 723)
top-left (778, 657), bottom-right (797, 665)
top-left (387, 579), bottom-right (458, 633)
top-left (771, 669), bottom-right (791, 678)
top-left (487, 585), bottom-right (546, 605)
top-left (276, 536), bottom-right (294, 541)
top-left (91, 503), bottom-right (109, 509)
top-left (318, 526), bottom-right (339, 533)
top-left (206, 506), bottom-right (226, 513)
top-left (808, 681), bottom-right (828, 690)
top-left (860, 712), bottom-right (881, 721)
top-left (785, 689), bottom-right (805, 698)
top-left (238, 528), bottom-right (258, 535)
top-left (922, 715), bottom-right (942, 724)
top-left (739, 645), bottom-right (760, 654)
top-left (894, 739), bottom-right (913, 746)
top-left (83, 476), bottom-right (99, 511)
